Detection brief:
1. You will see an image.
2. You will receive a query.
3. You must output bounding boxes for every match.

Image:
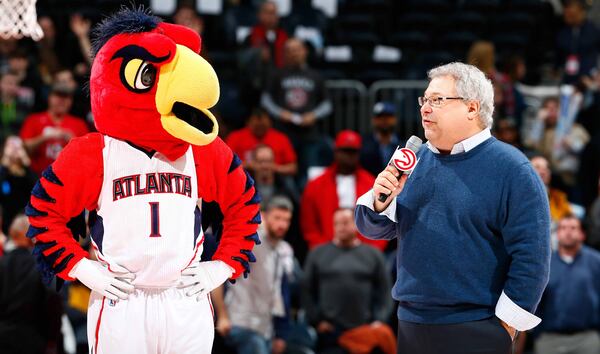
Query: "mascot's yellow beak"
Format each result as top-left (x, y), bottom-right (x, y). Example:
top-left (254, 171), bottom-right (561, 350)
top-left (155, 44), bottom-right (219, 146)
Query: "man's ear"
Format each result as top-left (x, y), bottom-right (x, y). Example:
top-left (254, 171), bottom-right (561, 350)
top-left (466, 100), bottom-right (480, 120)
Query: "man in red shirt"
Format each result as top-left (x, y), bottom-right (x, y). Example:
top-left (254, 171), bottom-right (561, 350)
top-left (301, 130), bottom-right (387, 251)
top-left (20, 83), bottom-right (89, 175)
top-left (226, 107), bottom-right (297, 176)
top-left (248, 1), bottom-right (288, 68)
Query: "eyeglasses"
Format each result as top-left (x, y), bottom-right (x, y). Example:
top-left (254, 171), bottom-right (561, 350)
top-left (418, 96), bottom-right (465, 108)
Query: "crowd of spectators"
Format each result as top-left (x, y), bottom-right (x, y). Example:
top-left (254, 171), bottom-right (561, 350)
top-left (1, 0), bottom-right (600, 353)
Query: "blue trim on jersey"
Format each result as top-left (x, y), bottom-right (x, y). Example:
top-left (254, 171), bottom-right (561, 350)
top-left (244, 232), bottom-right (261, 245)
top-left (43, 247), bottom-right (65, 267)
top-left (54, 253), bottom-right (74, 275)
top-left (231, 256), bottom-right (250, 278)
top-left (248, 211), bottom-right (261, 224)
top-left (26, 225), bottom-right (48, 238)
top-left (32, 244), bottom-right (57, 284)
top-left (32, 181), bottom-right (56, 203)
top-left (228, 153), bottom-right (242, 173)
top-left (89, 211), bottom-right (105, 254)
top-left (243, 170), bottom-right (254, 193)
top-left (25, 202), bottom-right (48, 217)
top-left (193, 206), bottom-right (202, 247)
top-left (240, 249), bottom-right (256, 262)
top-left (42, 166), bottom-right (64, 186)
top-left (244, 189), bottom-right (261, 206)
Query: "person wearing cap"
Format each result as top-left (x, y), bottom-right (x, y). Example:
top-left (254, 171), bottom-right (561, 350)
top-left (212, 195), bottom-right (299, 354)
top-left (19, 82), bottom-right (88, 175)
top-left (360, 102), bottom-right (405, 177)
top-left (301, 130), bottom-right (386, 251)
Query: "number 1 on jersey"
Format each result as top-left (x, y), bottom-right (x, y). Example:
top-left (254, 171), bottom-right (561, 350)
top-left (149, 202), bottom-right (161, 237)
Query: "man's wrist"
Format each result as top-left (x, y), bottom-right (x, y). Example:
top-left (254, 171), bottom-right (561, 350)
top-left (500, 320), bottom-right (517, 340)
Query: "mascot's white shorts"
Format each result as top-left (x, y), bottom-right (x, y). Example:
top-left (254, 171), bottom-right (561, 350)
top-left (87, 287), bottom-right (214, 354)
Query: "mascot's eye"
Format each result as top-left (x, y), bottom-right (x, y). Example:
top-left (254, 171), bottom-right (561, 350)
top-left (123, 59), bottom-right (157, 92)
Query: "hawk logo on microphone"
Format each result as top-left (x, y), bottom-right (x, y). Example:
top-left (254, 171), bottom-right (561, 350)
top-left (392, 148), bottom-right (417, 172)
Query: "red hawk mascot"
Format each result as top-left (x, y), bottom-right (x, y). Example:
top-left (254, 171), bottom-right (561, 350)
top-left (25, 8), bottom-right (260, 353)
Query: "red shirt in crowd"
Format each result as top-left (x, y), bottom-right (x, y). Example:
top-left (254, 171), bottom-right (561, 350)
top-left (249, 25), bottom-right (288, 68)
top-left (20, 112), bottom-right (89, 175)
top-left (301, 165), bottom-right (388, 251)
top-left (225, 127), bottom-right (297, 165)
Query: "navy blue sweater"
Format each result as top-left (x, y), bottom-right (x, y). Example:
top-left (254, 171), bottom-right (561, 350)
top-left (355, 137), bottom-right (551, 324)
top-left (537, 246), bottom-right (600, 332)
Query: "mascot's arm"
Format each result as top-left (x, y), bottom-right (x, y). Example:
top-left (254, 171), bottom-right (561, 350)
top-left (193, 138), bottom-right (261, 279)
top-left (26, 133), bottom-right (104, 282)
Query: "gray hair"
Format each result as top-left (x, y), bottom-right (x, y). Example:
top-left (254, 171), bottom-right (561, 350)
top-left (427, 62), bottom-right (494, 129)
top-left (264, 195), bottom-right (294, 213)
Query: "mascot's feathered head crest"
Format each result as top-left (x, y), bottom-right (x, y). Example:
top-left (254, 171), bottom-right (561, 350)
top-left (90, 7), bottom-right (219, 160)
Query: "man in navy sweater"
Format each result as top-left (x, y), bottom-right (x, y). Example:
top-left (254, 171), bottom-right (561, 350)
top-left (533, 215), bottom-right (600, 354)
top-left (355, 62), bottom-right (551, 354)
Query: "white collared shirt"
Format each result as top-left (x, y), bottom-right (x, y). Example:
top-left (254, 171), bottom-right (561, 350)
top-left (426, 128), bottom-right (492, 155)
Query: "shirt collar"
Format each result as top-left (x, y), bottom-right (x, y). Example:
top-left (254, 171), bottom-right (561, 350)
top-left (426, 128), bottom-right (491, 155)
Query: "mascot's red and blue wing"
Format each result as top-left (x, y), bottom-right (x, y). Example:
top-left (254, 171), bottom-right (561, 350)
top-left (25, 8), bottom-right (260, 284)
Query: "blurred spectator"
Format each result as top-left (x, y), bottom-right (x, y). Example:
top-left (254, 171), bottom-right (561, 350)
top-left (578, 130), bottom-right (600, 209)
top-left (556, 0), bottom-right (600, 84)
top-left (5, 48), bottom-right (38, 107)
top-left (214, 196), bottom-right (298, 354)
top-left (7, 47), bottom-right (38, 89)
top-left (261, 37), bottom-right (331, 177)
top-left (0, 206), bottom-right (4, 256)
top-left (19, 83), bottom-right (89, 175)
top-left (69, 14), bottom-right (92, 66)
top-left (578, 69), bottom-right (600, 136)
top-left (249, 144), bottom-right (298, 205)
top-left (248, 1), bottom-right (288, 68)
top-left (533, 215), bottom-right (600, 354)
top-left (36, 15), bottom-right (61, 83)
top-left (37, 15), bottom-right (87, 82)
top-left (301, 130), bottom-right (386, 251)
top-left (467, 41), bottom-right (515, 120)
top-left (0, 38), bottom-right (18, 72)
top-left (502, 55), bottom-right (528, 126)
top-left (52, 68), bottom-right (90, 122)
top-left (359, 102), bottom-right (405, 177)
top-left (524, 96), bottom-right (589, 186)
top-left (0, 214), bottom-right (64, 354)
top-left (530, 155), bottom-right (573, 248)
top-left (226, 107), bottom-right (297, 176)
top-left (494, 118), bottom-right (523, 150)
top-left (586, 177), bottom-right (600, 250)
top-left (171, 4), bottom-right (207, 57)
top-left (302, 208), bottom-right (394, 354)
top-left (173, 3), bottom-right (204, 34)
top-left (1, 70), bottom-right (34, 139)
top-left (0, 136), bottom-right (37, 235)
top-left (238, 1), bottom-right (288, 111)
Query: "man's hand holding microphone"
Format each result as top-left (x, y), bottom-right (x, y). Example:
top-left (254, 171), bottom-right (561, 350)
top-left (373, 136), bottom-right (422, 212)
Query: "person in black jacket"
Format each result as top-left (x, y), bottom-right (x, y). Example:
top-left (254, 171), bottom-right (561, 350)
top-left (0, 214), bottom-right (63, 354)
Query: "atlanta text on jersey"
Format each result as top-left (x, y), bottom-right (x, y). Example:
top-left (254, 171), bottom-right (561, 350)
top-left (112, 172), bottom-right (193, 201)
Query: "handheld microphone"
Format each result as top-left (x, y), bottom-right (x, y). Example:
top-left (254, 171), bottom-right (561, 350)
top-left (377, 135), bottom-right (422, 203)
